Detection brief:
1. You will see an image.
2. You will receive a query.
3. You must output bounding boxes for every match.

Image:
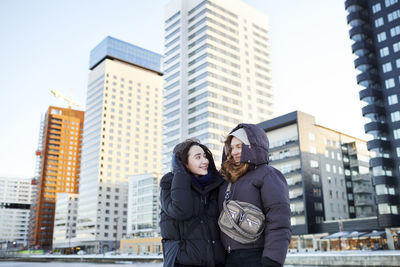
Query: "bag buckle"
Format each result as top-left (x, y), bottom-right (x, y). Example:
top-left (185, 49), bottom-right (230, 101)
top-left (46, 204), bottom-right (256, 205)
top-left (225, 192), bottom-right (230, 200)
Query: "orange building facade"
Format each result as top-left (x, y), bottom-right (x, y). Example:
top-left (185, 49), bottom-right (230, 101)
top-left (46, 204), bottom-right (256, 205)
top-left (29, 106), bottom-right (84, 249)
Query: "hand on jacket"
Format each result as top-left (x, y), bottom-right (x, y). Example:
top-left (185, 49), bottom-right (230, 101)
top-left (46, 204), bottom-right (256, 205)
top-left (171, 153), bottom-right (187, 174)
top-left (262, 256), bottom-right (282, 267)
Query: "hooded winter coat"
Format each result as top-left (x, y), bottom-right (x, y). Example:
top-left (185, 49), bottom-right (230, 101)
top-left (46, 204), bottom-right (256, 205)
top-left (218, 123), bottom-right (291, 266)
top-left (160, 155), bottom-right (225, 266)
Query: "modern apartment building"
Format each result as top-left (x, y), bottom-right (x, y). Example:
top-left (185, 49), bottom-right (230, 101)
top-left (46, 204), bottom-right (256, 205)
top-left (258, 111), bottom-right (376, 235)
top-left (29, 106), bottom-right (84, 249)
top-left (52, 193), bottom-right (79, 252)
top-left (72, 36), bottom-right (163, 253)
top-left (0, 177), bottom-right (36, 247)
top-left (345, 0), bottom-right (400, 227)
top-left (127, 173), bottom-right (160, 238)
top-left (163, 0), bottom-right (274, 169)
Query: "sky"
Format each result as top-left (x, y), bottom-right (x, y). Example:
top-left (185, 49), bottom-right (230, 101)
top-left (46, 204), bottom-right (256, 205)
top-left (0, 0), bottom-right (365, 178)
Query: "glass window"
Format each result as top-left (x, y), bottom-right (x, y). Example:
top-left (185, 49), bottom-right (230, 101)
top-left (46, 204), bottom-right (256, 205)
top-left (372, 3), bottom-right (381, 13)
top-left (391, 111), bottom-right (400, 122)
top-left (383, 62), bottom-right (392, 73)
top-left (308, 133), bottom-right (315, 141)
top-left (385, 0), bottom-right (398, 7)
top-left (380, 47), bottom-right (389, 57)
top-left (310, 146), bottom-right (317, 154)
top-left (396, 59), bottom-right (400, 68)
top-left (397, 147), bottom-right (400, 157)
top-left (394, 41), bottom-right (400, 53)
top-left (388, 94), bottom-right (398, 105)
top-left (391, 26), bottom-right (400, 37)
top-left (388, 9), bottom-right (400, 22)
top-left (310, 160), bottom-right (319, 168)
top-left (326, 164), bottom-right (331, 172)
top-left (394, 128), bottom-right (400, 139)
top-left (385, 78), bottom-right (395, 89)
top-left (378, 203), bottom-right (391, 214)
top-left (377, 31), bottom-right (387, 42)
top-left (375, 17), bottom-right (384, 28)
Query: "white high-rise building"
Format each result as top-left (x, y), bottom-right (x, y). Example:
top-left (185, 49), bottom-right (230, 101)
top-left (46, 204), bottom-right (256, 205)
top-left (0, 177), bottom-right (36, 247)
top-left (163, 0), bottom-right (273, 168)
top-left (52, 193), bottom-right (78, 251)
top-left (73, 36), bottom-right (163, 253)
top-left (127, 173), bottom-right (160, 238)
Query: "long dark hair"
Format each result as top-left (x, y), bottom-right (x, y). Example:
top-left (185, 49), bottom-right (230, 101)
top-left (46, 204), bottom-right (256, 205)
top-left (221, 135), bottom-right (249, 182)
top-left (173, 139), bottom-right (214, 174)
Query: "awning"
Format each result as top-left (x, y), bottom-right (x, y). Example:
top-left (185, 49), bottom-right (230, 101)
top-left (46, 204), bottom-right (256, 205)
top-left (342, 231), bottom-right (367, 239)
top-left (322, 231), bottom-right (350, 240)
top-left (361, 230), bottom-right (386, 239)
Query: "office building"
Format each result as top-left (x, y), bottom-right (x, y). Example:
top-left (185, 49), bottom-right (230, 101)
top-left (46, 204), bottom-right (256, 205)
top-left (345, 0), bottom-right (400, 227)
top-left (0, 177), bottom-right (36, 247)
top-left (73, 36), bottom-right (163, 253)
top-left (52, 193), bottom-right (79, 252)
top-left (258, 111), bottom-right (376, 235)
top-left (127, 173), bottom-right (160, 238)
top-left (163, 0), bottom-right (274, 169)
top-left (29, 106), bottom-right (84, 249)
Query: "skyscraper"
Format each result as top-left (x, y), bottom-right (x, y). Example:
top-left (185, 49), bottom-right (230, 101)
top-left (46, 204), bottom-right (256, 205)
top-left (345, 0), bottom-right (400, 227)
top-left (163, 0), bottom-right (273, 168)
top-left (73, 36), bottom-right (163, 253)
top-left (29, 106), bottom-right (84, 249)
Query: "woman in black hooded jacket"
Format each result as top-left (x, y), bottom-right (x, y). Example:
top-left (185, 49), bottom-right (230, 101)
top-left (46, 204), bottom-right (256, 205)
top-left (218, 124), bottom-right (291, 267)
top-left (160, 139), bottom-right (225, 266)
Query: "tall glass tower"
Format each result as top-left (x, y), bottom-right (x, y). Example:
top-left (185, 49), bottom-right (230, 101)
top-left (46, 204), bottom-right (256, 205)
top-left (163, 0), bottom-right (274, 170)
top-left (73, 37), bottom-right (163, 253)
top-left (345, 0), bottom-right (400, 228)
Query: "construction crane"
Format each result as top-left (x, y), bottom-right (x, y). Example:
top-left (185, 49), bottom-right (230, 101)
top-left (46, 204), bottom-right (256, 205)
top-left (50, 89), bottom-right (84, 109)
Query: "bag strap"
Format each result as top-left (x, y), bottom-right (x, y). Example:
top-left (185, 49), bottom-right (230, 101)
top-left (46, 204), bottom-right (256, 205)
top-left (222, 183), bottom-right (262, 239)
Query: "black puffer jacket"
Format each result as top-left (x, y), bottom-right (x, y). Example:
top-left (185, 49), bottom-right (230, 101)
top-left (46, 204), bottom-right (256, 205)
top-left (160, 156), bottom-right (225, 266)
top-left (218, 124), bottom-right (291, 266)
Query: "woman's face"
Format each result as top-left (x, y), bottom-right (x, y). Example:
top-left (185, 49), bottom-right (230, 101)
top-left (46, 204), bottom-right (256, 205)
top-left (185, 145), bottom-right (209, 177)
top-left (230, 136), bottom-right (243, 164)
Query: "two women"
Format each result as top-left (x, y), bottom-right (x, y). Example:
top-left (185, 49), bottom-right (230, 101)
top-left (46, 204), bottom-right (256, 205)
top-left (160, 123), bottom-right (291, 267)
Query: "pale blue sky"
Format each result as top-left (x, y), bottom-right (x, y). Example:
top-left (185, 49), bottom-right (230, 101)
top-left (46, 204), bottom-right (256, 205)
top-left (0, 0), bottom-right (363, 177)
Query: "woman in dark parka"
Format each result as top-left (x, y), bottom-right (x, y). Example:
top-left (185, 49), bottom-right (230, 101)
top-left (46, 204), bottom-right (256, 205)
top-left (160, 139), bottom-right (225, 267)
top-left (218, 124), bottom-right (291, 267)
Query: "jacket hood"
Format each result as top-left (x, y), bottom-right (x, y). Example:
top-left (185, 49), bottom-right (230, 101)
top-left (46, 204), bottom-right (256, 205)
top-left (222, 123), bottom-right (269, 166)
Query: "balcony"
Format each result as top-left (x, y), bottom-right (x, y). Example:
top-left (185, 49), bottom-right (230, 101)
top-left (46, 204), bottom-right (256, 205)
top-left (364, 121), bottom-right (387, 133)
top-left (354, 198), bottom-right (375, 206)
top-left (352, 174), bottom-right (371, 182)
top-left (352, 42), bottom-right (374, 56)
top-left (367, 139), bottom-right (391, 150)
top-left (361, 104), bottom-right (385, 117)
top-left (372, 175), bottom-right (397, 186)
top-left (359, 87), bottom-right (382, 100)
top-left (370, 157), bottom-right (394, 168)
top-left (347, 10), bottom-right (368, 25)
top-left (353, 184), bottom-right (372, 194)
top-left (349, 24), bottom-right (372, 40)
top-left (354, 56), bottom-right (377, 70)
top-left (291, 210), bottom-right (305, 216)
top-left (357, 72), bottom-right (379, 85)
top-left (345, 0), bottom-right (368, 10)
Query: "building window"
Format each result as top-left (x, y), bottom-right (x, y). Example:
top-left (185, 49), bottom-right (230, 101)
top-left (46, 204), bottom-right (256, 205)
top-left (308, 133), bottom-right (315, 141)
top-left (385, 0), bottom-right (398, 7)
top-left (310, 160), bottom-right (319, 168)
top-left (388, 94), bottom-right (398, 105)
top-left (394, 41), bottom-right (400, 53)
top-left (372, 3), bottom-right (381, 13)
top-left (380, 47), bottom-right (389, 57)
top-left (396, 59), bottom-right (400, 68)
top-left (326, 164), bottom-right (331, 172)
top-left (383, 62), bottom-right (392, 73)
top-left (396, 147), bottom-right (400, 157)
top-left (312, 174), bottom-right (320, 183)
top-left (385, 78), bottom-right (395, 89)
top-left (394, 128), bottom-right (400, 139)
top-left (377, 31), bottom-right (387, 42)
top-left (391, 26), bottom-right (400, 37)
top-left (388, 9), bottom-right (400, 22)
top-left (391, 111), bottom-right (400, 122)
top-left (310, 146), bottom-right (317, 154)
top-left (374, 17), bottom-right (384, 28)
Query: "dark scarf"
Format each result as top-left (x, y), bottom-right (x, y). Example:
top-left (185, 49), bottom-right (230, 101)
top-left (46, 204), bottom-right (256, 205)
top-left (191, 171), bottom-right (214, 189)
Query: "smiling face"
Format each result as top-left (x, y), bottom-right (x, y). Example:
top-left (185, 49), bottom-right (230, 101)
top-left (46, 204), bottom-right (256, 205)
top-left (230, 136), bottom-right (243, 165)
top-left (185, 145), bottom-right (209, 177)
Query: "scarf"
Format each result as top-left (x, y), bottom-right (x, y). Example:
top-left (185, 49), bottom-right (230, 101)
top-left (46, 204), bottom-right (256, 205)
top-left (191, 171), bottom-right (214, 189)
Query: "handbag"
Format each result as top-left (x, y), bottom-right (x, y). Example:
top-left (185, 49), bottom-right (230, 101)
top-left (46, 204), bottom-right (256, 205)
top-left (218, 182), bottom-right (265, 244)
